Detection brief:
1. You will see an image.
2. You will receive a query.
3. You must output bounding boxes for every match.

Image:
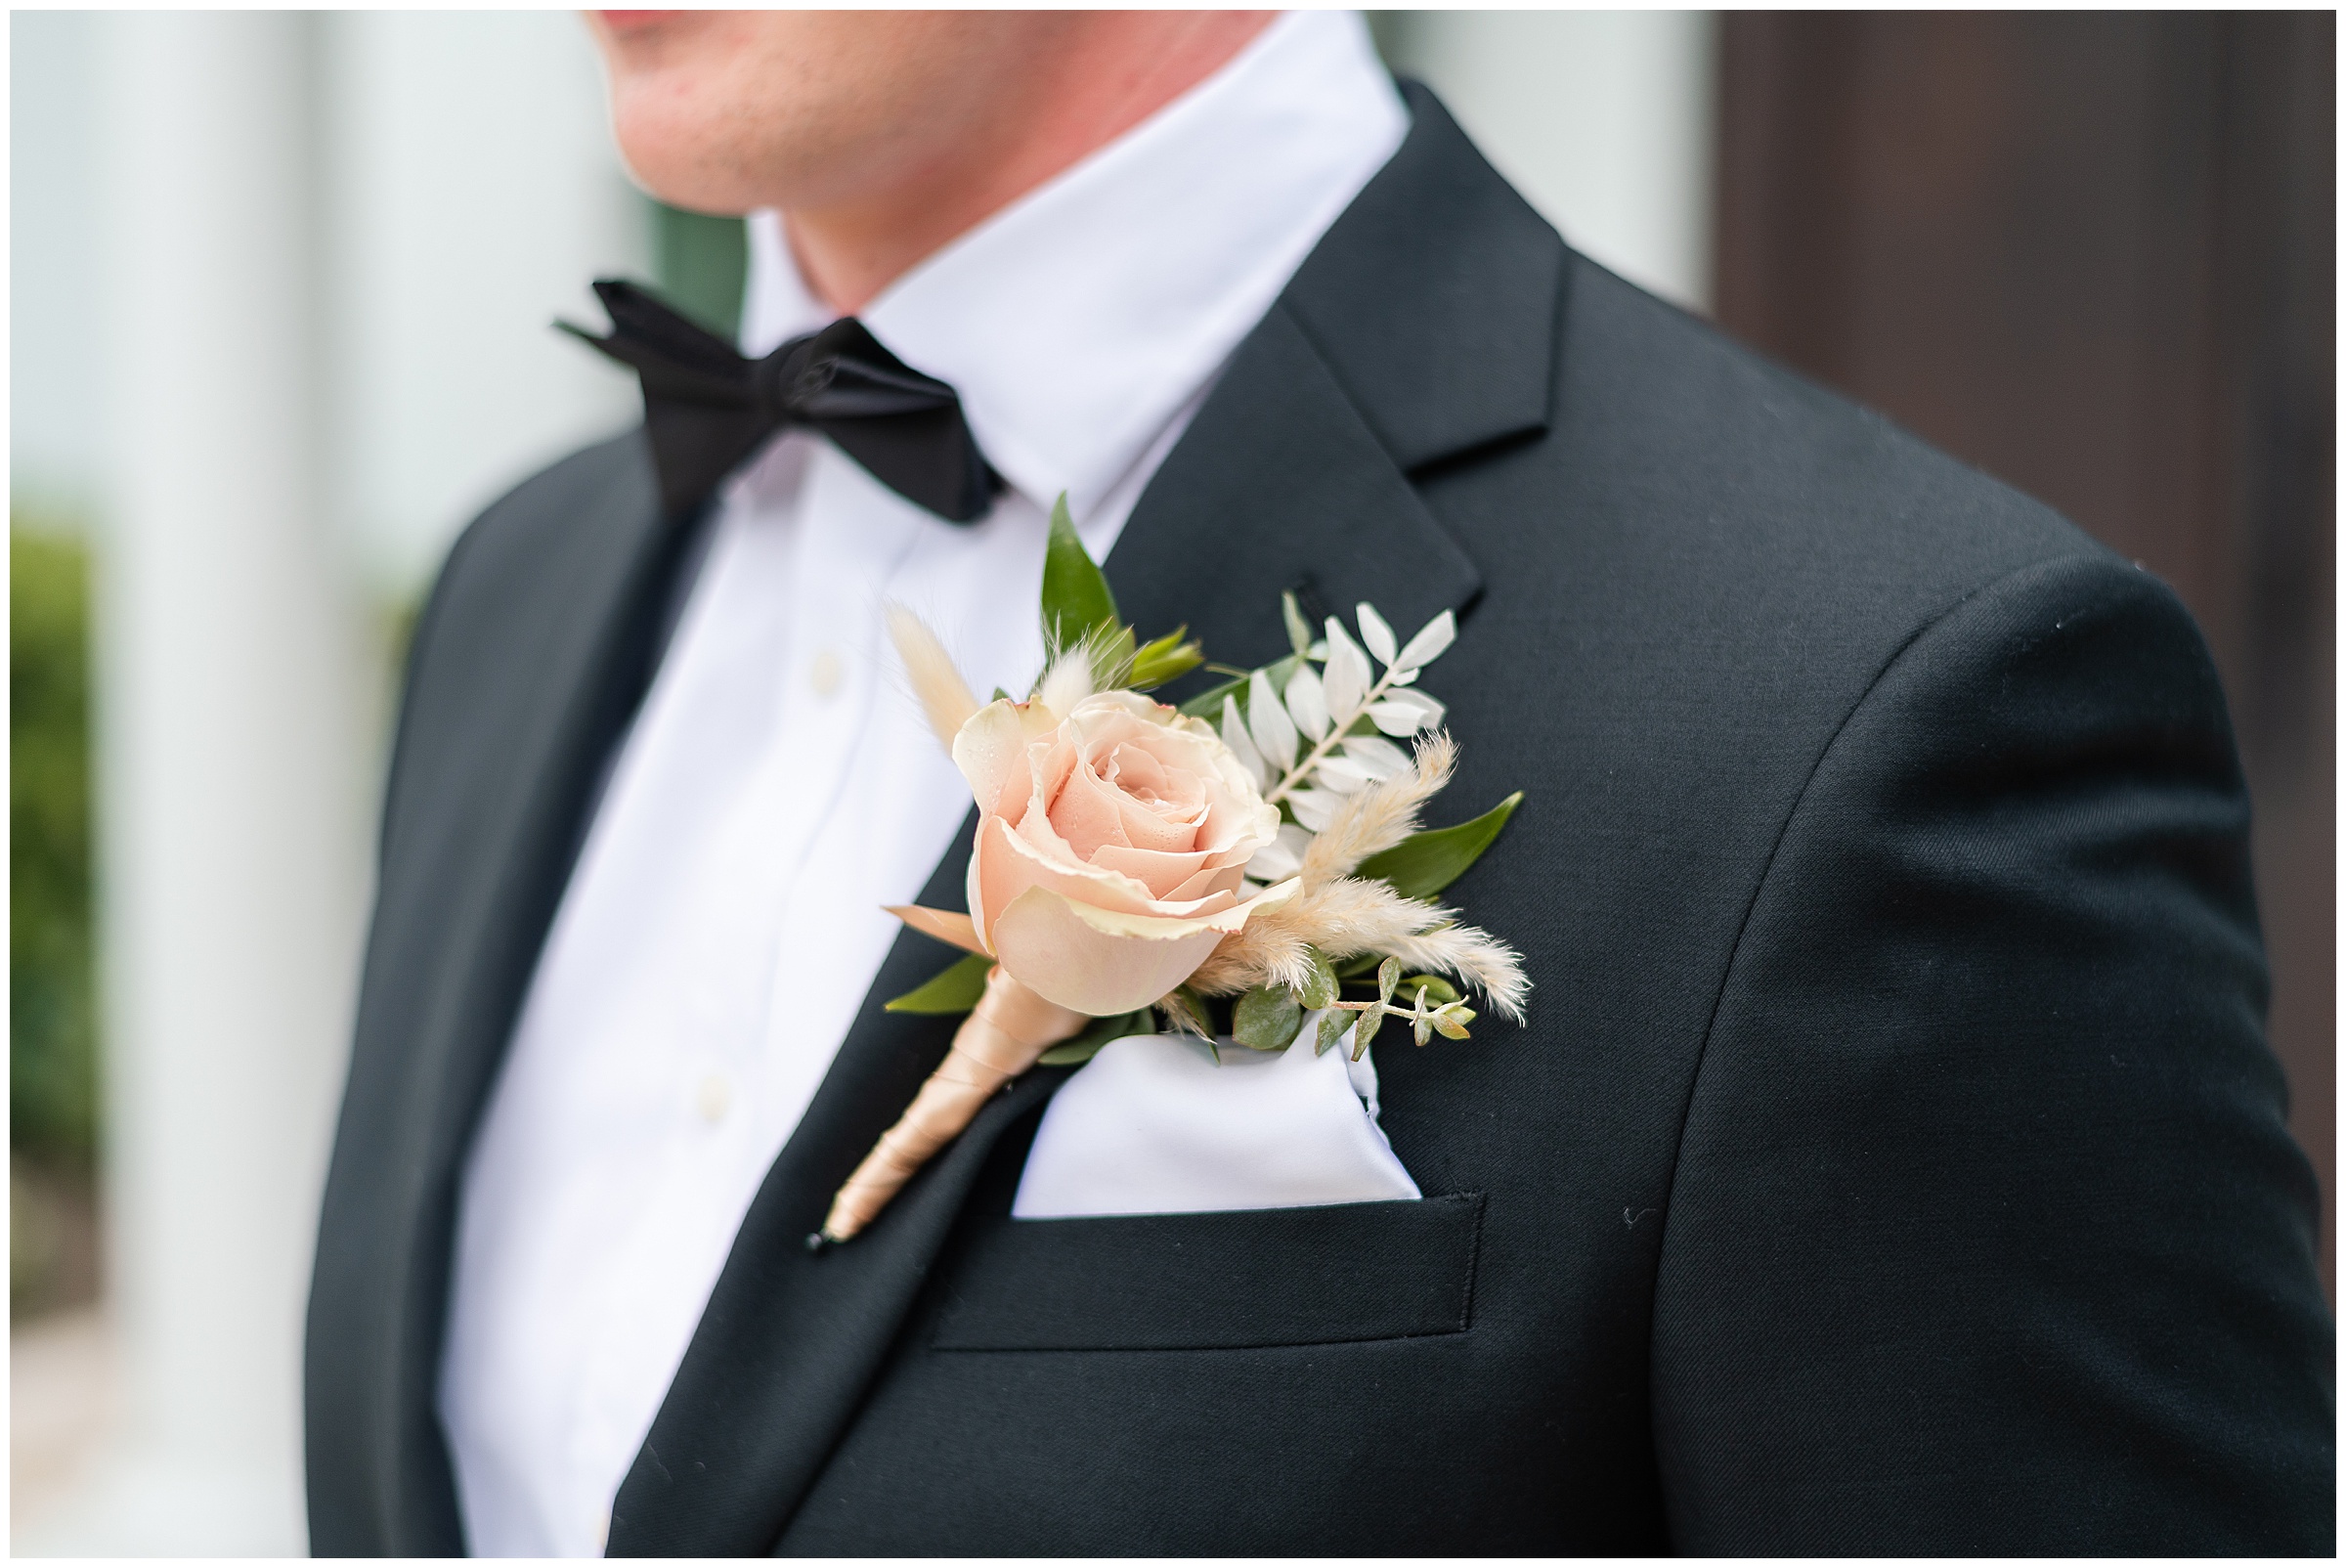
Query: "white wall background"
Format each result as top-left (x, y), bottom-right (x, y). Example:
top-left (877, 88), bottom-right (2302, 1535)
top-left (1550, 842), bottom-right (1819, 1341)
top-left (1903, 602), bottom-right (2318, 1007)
top-left (8, 12), bottom-right (1714, 1554)
top-left (1386, 10), bottom-right (1717, 311)
top-left (12, 11), bottom-right (649, 1554)
top-left (11, 12), bottom-right (108, 513)
top-left (324, 11), bottom-right (649, 590)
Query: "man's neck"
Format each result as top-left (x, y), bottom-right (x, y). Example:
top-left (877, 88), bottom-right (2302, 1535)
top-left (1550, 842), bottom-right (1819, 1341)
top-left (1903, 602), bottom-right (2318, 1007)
top-left (784, 12), bottom-right (1276, 315)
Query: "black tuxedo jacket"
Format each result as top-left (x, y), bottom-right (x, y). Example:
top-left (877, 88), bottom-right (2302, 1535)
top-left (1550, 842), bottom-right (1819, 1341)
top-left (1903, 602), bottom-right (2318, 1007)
top-left (306, 88), bottom-right (2331, 1554)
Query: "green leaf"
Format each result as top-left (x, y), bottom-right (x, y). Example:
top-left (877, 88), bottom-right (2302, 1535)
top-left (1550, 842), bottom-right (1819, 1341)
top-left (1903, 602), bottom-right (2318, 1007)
top-left (1400, 974), bottom-right (1460, 1007)
top-left (1315, 1007), bottom-right (1353, 1056)
top-left (1038, 1009), bottom-right (1153, 1066)
top-left (1333, 950), bottom-right (1384, 980)
top-left (1352, 1000), bottom-right (1385, 1061)
top-left (1296, 947), bottom-right (1339, 1011)
top-left (1355, 791), bottom-right (1524, 900)
top-left (1040, 492), bottom-right (1119, 655)
top-left (883, 951), bottom-right (994, 1015)
top-left (1377, 955), bottom-right (1402, 1002)
top-left (1281, 590), bottom-right (1314, 658)
top-left (1127, 626), bottom-right (1205, 689)
top-left (1232, 985), bottom-right (1304, 1052)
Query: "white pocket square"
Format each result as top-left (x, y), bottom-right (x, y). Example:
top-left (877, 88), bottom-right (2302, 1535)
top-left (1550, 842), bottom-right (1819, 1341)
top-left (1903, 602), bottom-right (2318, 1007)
top-left (1011, 1017), bottom-right (1422, 1219)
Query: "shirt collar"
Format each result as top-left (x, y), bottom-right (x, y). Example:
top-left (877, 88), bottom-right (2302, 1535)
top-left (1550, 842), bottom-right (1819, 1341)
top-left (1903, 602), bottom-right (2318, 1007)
top-left (737, 10), bottom-right (1407, 518)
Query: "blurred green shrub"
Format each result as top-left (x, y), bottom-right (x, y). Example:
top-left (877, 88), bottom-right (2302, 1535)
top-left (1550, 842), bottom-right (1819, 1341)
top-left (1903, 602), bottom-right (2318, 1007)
top-left (12, 523), bottom-right (97, 1170)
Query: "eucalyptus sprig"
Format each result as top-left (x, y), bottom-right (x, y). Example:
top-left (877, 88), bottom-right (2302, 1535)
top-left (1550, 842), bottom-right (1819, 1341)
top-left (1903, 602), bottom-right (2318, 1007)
top-left (1313, 958), bottom-right (1476, 1061)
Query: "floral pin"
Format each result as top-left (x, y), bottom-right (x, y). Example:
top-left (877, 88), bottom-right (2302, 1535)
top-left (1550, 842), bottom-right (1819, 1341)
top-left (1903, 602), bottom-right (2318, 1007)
top-left (813, 497), bottom-right (1527, 1245)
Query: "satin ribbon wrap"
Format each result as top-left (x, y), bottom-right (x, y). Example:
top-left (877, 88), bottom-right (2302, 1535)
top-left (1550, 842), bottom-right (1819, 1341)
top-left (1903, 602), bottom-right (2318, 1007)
top-left (819, 966), bottom-right (1086, 1243)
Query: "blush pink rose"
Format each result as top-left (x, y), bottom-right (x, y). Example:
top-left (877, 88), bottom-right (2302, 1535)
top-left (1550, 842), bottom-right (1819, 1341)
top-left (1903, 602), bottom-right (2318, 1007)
top-left (951, 689), bottom-right (1295, 1015)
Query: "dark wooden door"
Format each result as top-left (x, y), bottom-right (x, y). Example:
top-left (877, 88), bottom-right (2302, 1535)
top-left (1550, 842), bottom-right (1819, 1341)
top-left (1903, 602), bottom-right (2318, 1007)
top-left (1716, 10), bottom-right (2334, 1293)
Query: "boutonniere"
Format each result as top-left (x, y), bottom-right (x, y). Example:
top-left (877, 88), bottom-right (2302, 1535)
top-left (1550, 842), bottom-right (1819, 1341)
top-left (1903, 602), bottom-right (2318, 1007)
top-left (814, 498), bottom-right (1528, 1245)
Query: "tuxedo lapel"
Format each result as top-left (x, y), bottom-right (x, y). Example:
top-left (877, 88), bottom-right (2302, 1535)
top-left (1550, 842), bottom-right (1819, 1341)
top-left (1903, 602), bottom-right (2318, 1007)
top-left (308, 434), bottom-right (701, 1553)
top-left (607, 84), bottom-right (1563, 1557)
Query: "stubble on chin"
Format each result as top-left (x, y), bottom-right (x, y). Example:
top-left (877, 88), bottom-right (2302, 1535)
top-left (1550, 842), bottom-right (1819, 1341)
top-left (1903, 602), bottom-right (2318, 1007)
top-left (586, 10), bottom-right (1018, 219)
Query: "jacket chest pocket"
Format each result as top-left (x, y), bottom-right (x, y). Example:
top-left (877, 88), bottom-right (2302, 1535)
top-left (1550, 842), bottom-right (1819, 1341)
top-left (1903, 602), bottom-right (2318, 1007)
top-left (932, 1192), bottom-right (1485, 1352)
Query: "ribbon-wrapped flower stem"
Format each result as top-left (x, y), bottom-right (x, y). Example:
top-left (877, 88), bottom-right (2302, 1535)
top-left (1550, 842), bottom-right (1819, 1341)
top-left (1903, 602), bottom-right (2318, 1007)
top-left (817, 964), bottom-right (1084, 1244)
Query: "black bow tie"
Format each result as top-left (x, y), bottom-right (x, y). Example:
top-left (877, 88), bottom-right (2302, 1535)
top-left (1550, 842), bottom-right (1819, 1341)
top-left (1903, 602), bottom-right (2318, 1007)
top-left (562, 279), bottom-right (995, 523)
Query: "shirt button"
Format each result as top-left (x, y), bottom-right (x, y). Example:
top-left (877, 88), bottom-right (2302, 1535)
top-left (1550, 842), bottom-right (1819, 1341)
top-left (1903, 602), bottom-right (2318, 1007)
top-left (808, 648), bottom-right (844, 698)
top-left (696, 1072), bottom-right (733, 1125)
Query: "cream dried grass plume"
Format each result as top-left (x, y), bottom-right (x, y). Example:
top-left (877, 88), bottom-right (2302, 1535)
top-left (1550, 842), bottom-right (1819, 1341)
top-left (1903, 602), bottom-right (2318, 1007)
top-left (886, 604), bottom-right (979, 749)
top-left (1298, 731), bottom-right (1455, 889)
top-left (1034, 643), bottom-right (1098, 717)
top-left (1187, 731), bottom-right (1528, 1023)
top-left (1189, 880), bottom-right (1529, 1024)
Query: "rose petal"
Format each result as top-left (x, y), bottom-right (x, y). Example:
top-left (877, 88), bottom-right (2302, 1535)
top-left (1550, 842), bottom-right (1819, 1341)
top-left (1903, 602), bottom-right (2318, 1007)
top-left (1089, 842), bottom-right (1214, 899)
top-left (982, 811), bottom-right (1247, 923)
top-left (952, 699), bottom-right (1055, 813)
top-left (964, 689), bottom-right (1290, 982)
top-left (1064, 875), bottom-right (1292, 936)
top-left (990, 876), bottom-right (1301, 1013)
top-left (1047, 752), bottom-right (1136, 856)
top-left (987, 886), bottom-right (1228, 1015)
top-left (1158, 862), bottom-right (1242, 904)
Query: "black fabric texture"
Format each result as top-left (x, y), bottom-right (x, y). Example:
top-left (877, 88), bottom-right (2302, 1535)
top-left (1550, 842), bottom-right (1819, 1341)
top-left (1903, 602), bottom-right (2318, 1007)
top-left (306, 83), bottom-right (2333, 1555)
top-left (567, 280), bottom-right (995, 522)
top-left (931, 1194), bottom-right (1484, 1351)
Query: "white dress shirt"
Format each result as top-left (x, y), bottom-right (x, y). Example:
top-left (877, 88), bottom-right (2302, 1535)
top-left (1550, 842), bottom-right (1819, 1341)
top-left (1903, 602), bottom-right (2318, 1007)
top-left (439, 13), bottom-right (1407, 1556)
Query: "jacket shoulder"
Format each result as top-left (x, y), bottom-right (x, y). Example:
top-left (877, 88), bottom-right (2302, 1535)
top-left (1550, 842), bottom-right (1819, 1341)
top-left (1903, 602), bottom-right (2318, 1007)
top-left (414, 429), bottom-right (657, 659)
top-left (377, 428), bottom-right (657, 858)
top-left (1546, 252), bottom-right (2101, 597)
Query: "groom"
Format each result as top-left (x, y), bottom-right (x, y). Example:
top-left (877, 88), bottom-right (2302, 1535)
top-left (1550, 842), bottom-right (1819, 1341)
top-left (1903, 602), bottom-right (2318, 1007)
top-left (306, 10), bottom-right (2331, 1554)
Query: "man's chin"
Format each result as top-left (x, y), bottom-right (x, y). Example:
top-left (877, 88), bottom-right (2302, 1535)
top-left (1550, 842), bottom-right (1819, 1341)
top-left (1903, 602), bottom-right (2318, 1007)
top-left (593, 10), bottom-right (682, 38)
top-left (587, 8), bottom-right (729, 69)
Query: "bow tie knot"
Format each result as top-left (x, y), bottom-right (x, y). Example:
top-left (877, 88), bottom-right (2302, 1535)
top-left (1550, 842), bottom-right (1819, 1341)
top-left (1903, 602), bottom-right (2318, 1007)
top-left (564, 280), bottom-right (996, 524)
top-left (766, 348), bottom-right (837, 414)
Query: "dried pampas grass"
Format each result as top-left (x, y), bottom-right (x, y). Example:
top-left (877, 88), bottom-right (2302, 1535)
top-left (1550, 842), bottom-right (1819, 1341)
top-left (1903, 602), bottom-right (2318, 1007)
top-left (1190, 732), bottom-right (1528, 1023)
top-left (1190, 876), bottom-right (1529, 1023)
top-left (886, 605), bottom-right (979, 748)
top-left (1299, 731), bottom-right (1455, 889)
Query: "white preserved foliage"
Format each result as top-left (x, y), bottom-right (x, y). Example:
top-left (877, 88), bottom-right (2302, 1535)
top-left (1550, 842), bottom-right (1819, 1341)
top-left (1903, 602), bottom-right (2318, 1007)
top-left (1247, 667), bottom-right (1298, 772)
top-left (1243, 821), bottom-right (1314, 884)
top-left (1340, 734), bottom-right (1411, 778)
top-left (1220, 694), bottom-right (1268, 787)
top-left (1356, 601), bottom-right (1399, 668)
top-left (1368, 686), bottom-right (1445, 736)
top-left (1286, 787), bottom-right (1343, 832)
top-left (1283, 661), bottom-right (1331, 741)
top-left (1249, 601), bottom-right (1466, 850)
top-left (1311, 755), bottom-right (1377, 794)
top-left (1394, 609), bottom-right (1455, 672)
top-left (1323, 618), bottom-right (1373, 716)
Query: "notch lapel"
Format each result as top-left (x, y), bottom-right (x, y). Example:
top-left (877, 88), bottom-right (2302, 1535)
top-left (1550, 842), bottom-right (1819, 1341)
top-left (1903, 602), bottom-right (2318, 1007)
top-left (308, 434), bottom-right (697, 1553)
top-left (608, 85), bottom-right (1564, 1557)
